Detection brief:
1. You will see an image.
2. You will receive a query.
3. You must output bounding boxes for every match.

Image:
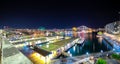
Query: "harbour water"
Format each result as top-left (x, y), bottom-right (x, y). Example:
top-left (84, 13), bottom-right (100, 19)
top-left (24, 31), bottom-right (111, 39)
top-left (66, 32), bottom-right (113, 57)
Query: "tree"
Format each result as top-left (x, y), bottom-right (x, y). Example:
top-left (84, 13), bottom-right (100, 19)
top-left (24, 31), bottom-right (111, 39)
top-left (72, 27), bottom-right (77, 31)
top-left (72, 27), bottom-right (77, 37)
top-left (112, 53), bottom-right (120, 60)
top-left (97, 31), bottom-right (103, 35)
top-left (96, 58), bottom-right (107, 64)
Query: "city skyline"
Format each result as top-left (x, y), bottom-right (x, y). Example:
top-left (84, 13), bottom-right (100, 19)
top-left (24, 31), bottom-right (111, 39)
top-left (1, 0), bottom-right (120, 64)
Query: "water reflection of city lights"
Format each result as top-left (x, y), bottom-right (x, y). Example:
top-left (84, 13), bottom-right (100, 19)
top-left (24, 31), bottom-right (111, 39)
top-left (98, 37), bottom-right (103, 43)
top-left (68, 51), bottom-right (70, 54)
top-left (77, 46), bottom-right (79, 53)
top-left (73, 46), bottom-right (76, 51)
top-left (86, 52), bottom-right (89, 55)
top-left (89, 34), bottom-right (92, 40)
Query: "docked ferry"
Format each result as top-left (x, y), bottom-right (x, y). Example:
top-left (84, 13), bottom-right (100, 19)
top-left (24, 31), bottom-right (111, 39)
top-left (76, 38), bottom-right (85, 45)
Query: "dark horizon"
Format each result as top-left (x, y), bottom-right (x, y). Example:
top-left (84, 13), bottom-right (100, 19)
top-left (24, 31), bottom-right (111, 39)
top-left (0, 0), bottom-right (120, 29)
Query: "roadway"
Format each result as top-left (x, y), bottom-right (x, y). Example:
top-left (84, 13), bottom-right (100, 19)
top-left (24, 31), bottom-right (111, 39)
top-left (52, 51), bottom-right (114, 64)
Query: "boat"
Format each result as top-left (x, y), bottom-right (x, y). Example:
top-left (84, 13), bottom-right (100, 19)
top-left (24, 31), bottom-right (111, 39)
top-left (76, 38), bottom-right (85, 45)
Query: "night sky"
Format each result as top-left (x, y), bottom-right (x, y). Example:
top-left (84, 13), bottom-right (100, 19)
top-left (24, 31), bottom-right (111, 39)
top-left (0, 0), bottom-right (120, 29)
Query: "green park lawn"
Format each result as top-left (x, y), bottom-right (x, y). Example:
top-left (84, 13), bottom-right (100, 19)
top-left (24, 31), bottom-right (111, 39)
top-left (40, 38), bottom-right (76, 52)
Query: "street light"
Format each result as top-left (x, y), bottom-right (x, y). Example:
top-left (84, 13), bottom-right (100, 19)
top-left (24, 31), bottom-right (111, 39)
top-left (73, 46), bottom-right (76, 51)
top-left (68, 51), bottom-right (70, 54)
top-left (36, 53), bottom-right (40, 56)
top-left (46, 45), bottom-right (49, 48)
top-left (86, 52), bottom-right (89, 55)
top-left (86, 52), bottom-right (89, 58)
top-left (113, 48), bottom-right (115, 51)
top-left (101, 50), bottom-right (103, 53)
top-left (70, 54), bottom-right (72, 57)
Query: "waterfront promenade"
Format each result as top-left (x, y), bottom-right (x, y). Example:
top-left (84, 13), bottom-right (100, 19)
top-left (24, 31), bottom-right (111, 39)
top-left (52, 51), bottom-right (114, 64)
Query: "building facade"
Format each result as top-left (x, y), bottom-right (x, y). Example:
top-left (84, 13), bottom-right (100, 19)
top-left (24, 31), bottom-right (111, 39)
top-left (105, 21), bottom-right (120, 34)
